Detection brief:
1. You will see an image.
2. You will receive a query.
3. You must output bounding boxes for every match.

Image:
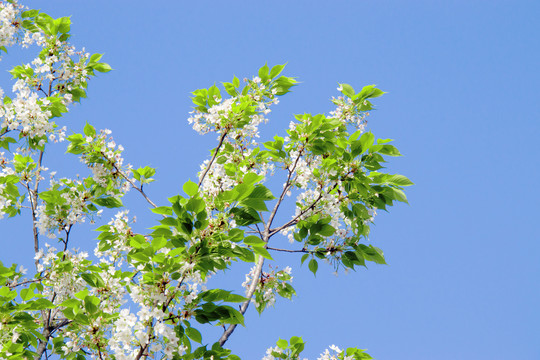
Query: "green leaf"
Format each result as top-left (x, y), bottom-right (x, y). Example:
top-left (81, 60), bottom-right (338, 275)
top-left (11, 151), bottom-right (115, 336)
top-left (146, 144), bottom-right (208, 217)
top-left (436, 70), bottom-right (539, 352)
top-left (243, 172), bottom-right (264, 186)
top-left (308, 259), bottom-right (318, 275)
top-left (258, 63), bottom-right (269, 82)
top-left (228, 228), bottom-right (244, 242)
top-left (252, 246), bottom-right (273, 260)
top-left (151, 206), bottom-right (172, 216)
top-left (226, 293), bottom-right (248, 303)
top-left (359, 84), bottom-right (385, 100)
top-left (186, 327), bottom-right (202, 344)
top-left (276, 339), bottom-right (288, 350)
top-left (160, 217), bottom-right (178, 227)
top-left (358, 244), bottom-right (386, 265)
top-left (83, 122), bottom-right (95, 137)
top-left (22, 9), bottom-right (39, 18)
top-left (93, 63), bottom-right (112, 73)
top-left (88, 53), bottom-right (103, 65)
top-left (20, 288), bottom-right (34, 301)
top-left (55, 17), bottom-right (71, 34)
top-left (360, 132), bottom-right (375, 152)
top-left (35, 13), bottom-right (54, 35)
top-left (230, 207), bottom-right (262, 226)
top-left (387, 174), bottom-right (414, 186)
top-left (59, 298), bottom-right (81, 309)
top-left (222, 82), bottom-right (237, 96)
top-left (391, 187), bottom-right (408, 203)
top-left (183, 180), bottom-right (199, 197)
top-left (340, 83), bottom-right (355, 97)
top-left (93, 197), bottom-right (123, 208)
top-left (269, 64), bottom-right (286, 79)
top-left (317, 224), bottom-right (335, 237)
top-left (273, 76), bottom-right (297, 95)
top-left (243, 236), bottom-right (265, 246)
top-left (74, 289), bottom-right (89, 300)
top-left (84, 295), bottom-right (99, 315)
top-left (151, 237), bottom-right (167, 251)
top-left (80, 273), bottom-right (97, 287)
top-left (370, 173), bottom-right (413, 187)
top-left (378, 144), bottom-right (401, 156)
top-left (28, 298), bottom-right (55, 310)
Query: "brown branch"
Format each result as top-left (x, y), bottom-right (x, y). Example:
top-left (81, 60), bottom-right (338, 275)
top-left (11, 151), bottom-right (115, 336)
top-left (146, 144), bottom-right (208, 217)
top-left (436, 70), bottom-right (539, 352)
top-left (268, 192), bottom-right (323, 237)
top-left (107, 157), bottom-right (158, 208)
top-left (7, 277), bottom-right (43, 289)
top-left (35, 328), bottom-right (50, 360)
top-left (218, 255), bottom-right (264, 346)
top-left (266, 247), bottom-right (309, 253)
top-left (218, 146), bottom-right (305, 346)
top-left (31, 150), bottom-right (45, 270)
top-left (198, 130), bottom-right (228, 187)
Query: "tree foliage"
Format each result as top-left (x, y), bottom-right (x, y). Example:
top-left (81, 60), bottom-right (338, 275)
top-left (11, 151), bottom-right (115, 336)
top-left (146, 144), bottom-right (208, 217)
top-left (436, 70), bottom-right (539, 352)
top-left (0, 1), bottom-right (411, 359)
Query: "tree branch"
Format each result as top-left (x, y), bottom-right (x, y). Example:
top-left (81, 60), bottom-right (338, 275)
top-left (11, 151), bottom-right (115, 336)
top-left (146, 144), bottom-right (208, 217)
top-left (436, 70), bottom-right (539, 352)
top-left (108, 158), bottom-right (158, 208)
top-left (218, 147), bottom-right (305, 346)
top-left (7, 277), bottom-right (43, 289)
top-left (31, 150), bottom-right (45, 270)
top-left (198, 130), bottom-right (228, 187)
top-left (266, 246), bottom-right (309, 253)
top-left (218, 255), bottom-right (264, 346)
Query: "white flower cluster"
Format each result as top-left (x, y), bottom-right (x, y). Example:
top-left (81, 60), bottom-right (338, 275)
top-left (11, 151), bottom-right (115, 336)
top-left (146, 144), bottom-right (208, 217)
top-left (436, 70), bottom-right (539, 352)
top-left (242, 265), bottom-right (293, 311)
top-left (0, 80), bottom-right (53, 145)
top-left (108, 280), bottom-right (191, 359)
top-left (318, 345), bottom-right (354, 360)
top-left (0, 162), bottom-right (14, 219)
top-left (329, 95), bottom-right (369, 132)
top-left (0, 4), bottom-right (103, 153)
top-left (29, 40), bottom-right (87, 96)
top-left (34, 178), bottom-right (95, 238)
top-left (280, 111), bottom-right (378, 247)
top-left (261, 346), bottom-right (284, 360)
top-left (295, 188), bottom-right (350, 238)
top-left (188, 97), bottom-right (236, 135)
top-left (280, 145), bottom-right (352, 244)
top-left (187, 77), bottom-right (277, 137)
top-left (191, 77), bottom-right (279, 199)
top-left (34, 243), bottom-right (88, 302)
top-left (0, 1), bottom-right (22, 51)
top-left (107, 258), bottom-right (205, 359)
top-left (289, 148), bottom-right (322, 189)
top-left (82, 128), bottom-right (132, 195)
top-left (199, 148), bottom-right (275, 199)
top-left (0, 30), bottom-right (91, 147)
top-left (94, 210), bottom-right (132, 266)
top-left (59, 212), bottom-right (137, 357)
top-left (261, 345), bottom-right (309, 360)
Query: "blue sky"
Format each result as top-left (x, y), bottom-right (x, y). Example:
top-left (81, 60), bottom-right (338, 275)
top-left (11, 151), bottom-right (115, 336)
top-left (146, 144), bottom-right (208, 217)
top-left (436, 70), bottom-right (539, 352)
top-left (3, 0), bottom-right (540, 359)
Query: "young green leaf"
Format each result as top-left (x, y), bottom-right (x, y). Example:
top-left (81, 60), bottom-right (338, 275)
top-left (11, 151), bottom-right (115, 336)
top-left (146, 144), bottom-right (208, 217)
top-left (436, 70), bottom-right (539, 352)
top-left (308, 259), bottom-right (318, 275)
top-left (183, 180), bottom-right (199, 197)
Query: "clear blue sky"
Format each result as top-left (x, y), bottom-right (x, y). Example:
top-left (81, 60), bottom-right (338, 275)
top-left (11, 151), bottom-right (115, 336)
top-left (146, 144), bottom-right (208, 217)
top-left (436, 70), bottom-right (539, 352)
top-left (3, 0), bottom-right (540, 359)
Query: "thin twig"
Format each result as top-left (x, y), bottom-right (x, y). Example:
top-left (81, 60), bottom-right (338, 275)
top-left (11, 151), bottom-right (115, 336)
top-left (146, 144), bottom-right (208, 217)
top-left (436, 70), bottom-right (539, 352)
top-left (7, 277), bottom-right (43, 289)
top-left (198, 131), bottom-right (228, 187)
top-left (107, 157), bottom-right (158, 208)
top-left (266, 246), bottom-right (309, 253)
